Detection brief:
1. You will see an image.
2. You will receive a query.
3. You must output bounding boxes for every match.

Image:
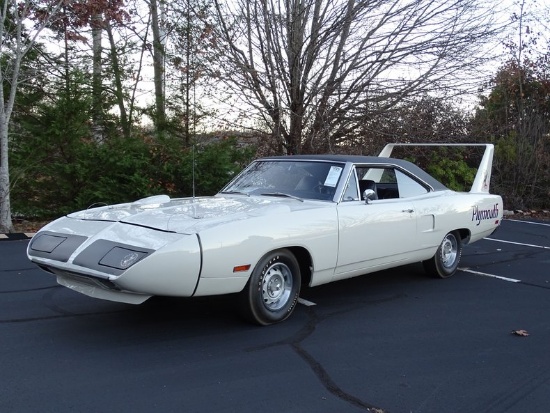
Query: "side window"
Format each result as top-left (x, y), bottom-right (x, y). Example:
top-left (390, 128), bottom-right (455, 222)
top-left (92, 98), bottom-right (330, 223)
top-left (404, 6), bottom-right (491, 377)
top-left (395, 170), bottom-right (428, 197)
top-left (342, 168), bottom-right (359, 201)
top-left (353, 166), bottom-right (428, 199)
top-left (357, 167), bottom-right (398, 200)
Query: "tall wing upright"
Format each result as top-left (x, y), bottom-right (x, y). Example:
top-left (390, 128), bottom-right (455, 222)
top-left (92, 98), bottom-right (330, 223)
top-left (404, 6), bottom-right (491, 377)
top-left (378, 143), bottom-right (495, 193)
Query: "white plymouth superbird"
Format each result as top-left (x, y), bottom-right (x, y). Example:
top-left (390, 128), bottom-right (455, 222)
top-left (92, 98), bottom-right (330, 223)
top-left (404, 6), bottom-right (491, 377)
top-left (28, 144), bottom-right (503, 325)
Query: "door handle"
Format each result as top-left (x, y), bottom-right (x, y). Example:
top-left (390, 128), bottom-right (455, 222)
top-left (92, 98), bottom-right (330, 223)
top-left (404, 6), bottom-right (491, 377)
top-left (402, 209), bottom-right (414, 213)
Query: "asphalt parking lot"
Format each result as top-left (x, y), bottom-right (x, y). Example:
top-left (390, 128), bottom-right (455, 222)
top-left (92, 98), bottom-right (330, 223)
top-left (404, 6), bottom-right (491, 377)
top-left (1, 218), bottom-right (549, 413)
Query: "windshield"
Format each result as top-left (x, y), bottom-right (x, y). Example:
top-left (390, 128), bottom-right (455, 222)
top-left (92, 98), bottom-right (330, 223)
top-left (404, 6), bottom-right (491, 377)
top-left (221, 160), bottom-right (345, 201)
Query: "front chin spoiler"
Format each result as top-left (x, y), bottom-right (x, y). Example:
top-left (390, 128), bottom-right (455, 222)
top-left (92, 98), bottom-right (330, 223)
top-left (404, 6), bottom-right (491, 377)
top-left (56, 273), bottom-right (151, 305)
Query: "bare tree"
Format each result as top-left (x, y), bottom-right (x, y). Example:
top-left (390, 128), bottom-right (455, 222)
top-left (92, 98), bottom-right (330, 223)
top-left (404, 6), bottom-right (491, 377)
top-left (148, 0), bottom-right (168, 136)
top-left (46, 0), bottom-right (128, 142)
top-left (210, 0), bottom-right (505, 154)
top-left (159, 0), bottom-right (217, 145)
top-left (0, 0), bottom-right (66, 233)
top-left (91, 11), bottom-right (104, 142)
top-left (104, 0), bottom-right (153, 138)
top-left (471, 0), bottom-right (550, 210)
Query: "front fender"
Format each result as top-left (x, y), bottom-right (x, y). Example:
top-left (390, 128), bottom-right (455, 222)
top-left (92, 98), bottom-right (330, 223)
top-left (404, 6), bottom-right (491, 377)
top-left (114, 233), bottom-right (202, 297)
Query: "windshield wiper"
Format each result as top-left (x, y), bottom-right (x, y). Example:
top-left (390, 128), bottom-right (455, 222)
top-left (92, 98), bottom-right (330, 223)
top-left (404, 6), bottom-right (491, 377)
top-left (260, 192), bottom-right (304, 202)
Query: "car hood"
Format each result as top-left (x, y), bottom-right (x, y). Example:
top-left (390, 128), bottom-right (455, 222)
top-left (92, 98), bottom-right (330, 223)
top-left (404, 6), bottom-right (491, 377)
top-left (67, 195), bottom-right (326, 234)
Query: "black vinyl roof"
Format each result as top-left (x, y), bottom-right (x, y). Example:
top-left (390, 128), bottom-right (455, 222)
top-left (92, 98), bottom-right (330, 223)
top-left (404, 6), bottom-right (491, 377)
top-left (259, 154), bottom-right (449, 191)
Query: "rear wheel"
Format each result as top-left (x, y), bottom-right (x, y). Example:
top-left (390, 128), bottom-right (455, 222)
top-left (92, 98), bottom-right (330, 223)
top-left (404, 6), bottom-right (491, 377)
top-left (423, 231), bottom-right (462, 278)
top-left (240, 249), bottom-right (301, 325)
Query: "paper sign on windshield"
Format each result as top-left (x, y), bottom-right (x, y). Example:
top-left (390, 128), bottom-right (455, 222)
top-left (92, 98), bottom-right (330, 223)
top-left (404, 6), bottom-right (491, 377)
top-left (324, 166), bottom-right (342, 187)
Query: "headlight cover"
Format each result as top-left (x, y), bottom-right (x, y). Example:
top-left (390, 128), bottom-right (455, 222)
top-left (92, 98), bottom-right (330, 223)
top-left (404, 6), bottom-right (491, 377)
top-left (28, 232), bottom-right (88, 262)
top-left (99, 247), bottom-right (147, 270)
top-left (73, 240), bottom-right (154, 275)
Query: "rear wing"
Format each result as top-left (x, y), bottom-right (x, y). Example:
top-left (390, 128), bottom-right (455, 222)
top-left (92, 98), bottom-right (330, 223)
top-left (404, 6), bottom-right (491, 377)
top-left (378, 143), bottom-right (495, 194)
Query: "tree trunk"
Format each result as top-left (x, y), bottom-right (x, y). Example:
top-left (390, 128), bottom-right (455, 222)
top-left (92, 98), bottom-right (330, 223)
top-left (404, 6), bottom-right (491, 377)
top-left (0, 0), bottom-right (65, 233)
top-left (106, 21), bottom-right (131, 139)
top-left (0, 117), bottom-right (13, 233)
top-left (91, 12), bottom-right (104, 143)
top-left (150, 0), bottom-right (166, 136)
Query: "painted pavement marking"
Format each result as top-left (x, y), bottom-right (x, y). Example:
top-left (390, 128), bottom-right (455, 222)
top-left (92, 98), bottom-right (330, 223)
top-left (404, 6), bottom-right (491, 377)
top-left (459, 268), bottom-right (521, 283)
top-left (484, 238), bottom-right (550, 251)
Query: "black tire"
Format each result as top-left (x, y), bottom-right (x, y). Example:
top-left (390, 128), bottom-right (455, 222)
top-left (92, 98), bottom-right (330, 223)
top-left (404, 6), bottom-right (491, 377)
top-left (240, 249), bottom-right (301, 325)
top-left (423, 231), bottom-right (462, 278)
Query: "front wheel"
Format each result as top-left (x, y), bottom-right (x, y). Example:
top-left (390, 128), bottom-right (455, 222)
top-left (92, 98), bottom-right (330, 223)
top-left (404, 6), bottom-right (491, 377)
top-left (423, 231), bottom-right (462, 278)
top-left (240, 249), bottom-right (301, 325)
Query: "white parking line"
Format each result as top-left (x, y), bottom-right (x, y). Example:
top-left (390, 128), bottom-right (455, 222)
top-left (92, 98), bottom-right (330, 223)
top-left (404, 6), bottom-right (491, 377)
top-left (506, 219), bottom-right (550, 227)
top-left (459, 268), bottom-right (521, 283)
top-left (464, 223), bottom-right (549, 283)
top-left (484, 238), bottom-right (550, 250)
top-left (298, 298), bottom-right (317, 306)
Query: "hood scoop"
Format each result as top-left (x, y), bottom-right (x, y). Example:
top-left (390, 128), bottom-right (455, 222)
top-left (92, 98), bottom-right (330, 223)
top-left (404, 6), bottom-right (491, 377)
top-left (132, 195), bottom-right (171, 207)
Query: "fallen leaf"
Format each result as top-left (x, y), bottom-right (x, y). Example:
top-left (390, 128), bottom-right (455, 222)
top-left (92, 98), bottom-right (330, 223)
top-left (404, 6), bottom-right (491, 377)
top-left (511, 329), bottom-right (529, 337)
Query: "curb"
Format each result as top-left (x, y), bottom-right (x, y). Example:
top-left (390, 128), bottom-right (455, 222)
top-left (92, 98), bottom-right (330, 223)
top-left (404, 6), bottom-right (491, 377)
top-left (0, 233), bottom-right (36, 241)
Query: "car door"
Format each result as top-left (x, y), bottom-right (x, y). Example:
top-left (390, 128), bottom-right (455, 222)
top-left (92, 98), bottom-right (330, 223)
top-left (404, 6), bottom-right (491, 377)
top-left (334, 166), bottom-right (418, 279)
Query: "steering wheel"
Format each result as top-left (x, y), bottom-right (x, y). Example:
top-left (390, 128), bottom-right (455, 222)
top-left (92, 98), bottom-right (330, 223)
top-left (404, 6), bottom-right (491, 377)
top-left (312, 184), bottom-right (324, 193)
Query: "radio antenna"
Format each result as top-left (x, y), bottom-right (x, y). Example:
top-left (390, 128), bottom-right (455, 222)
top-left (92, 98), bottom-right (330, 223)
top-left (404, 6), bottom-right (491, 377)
top-left (192, 141), bottom-right (195, 200)
top-left (188, 0), bottom-right (196, 202)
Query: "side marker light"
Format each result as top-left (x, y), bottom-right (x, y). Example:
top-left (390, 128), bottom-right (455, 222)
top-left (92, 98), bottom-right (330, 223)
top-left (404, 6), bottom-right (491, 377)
top-left (233, 264), bottom-right (251, 273)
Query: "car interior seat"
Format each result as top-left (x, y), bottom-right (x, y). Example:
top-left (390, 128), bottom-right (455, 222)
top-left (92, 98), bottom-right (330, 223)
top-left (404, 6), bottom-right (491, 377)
top-left (295, 175), bottom-right (320, 191)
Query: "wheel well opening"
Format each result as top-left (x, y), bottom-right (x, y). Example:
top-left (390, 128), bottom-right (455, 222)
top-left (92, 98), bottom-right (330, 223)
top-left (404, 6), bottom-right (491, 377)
top-left (287, 246), bottom-right (312, 286)
top-left (457, 228), bottom-right (471, 245)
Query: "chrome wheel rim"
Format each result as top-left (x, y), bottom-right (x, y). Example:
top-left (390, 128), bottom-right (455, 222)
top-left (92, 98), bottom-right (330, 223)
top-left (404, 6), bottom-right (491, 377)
top-left (262, 262), bottom-right (293, 311)
top-left (440, 233), bottom-right (458, 268)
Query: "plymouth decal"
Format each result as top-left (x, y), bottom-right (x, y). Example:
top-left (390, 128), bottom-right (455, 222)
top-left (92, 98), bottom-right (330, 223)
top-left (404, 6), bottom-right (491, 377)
top-left (472, 204), bottom-right (500, 226)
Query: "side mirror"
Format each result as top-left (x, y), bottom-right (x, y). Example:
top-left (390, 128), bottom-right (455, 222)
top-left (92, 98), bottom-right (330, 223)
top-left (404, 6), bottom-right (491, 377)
top-left (363, 189), bottom-right (376, 204)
